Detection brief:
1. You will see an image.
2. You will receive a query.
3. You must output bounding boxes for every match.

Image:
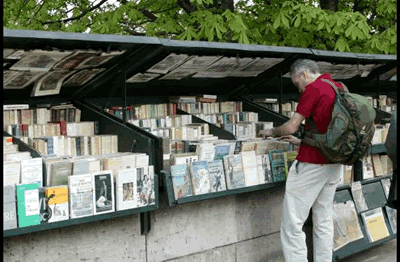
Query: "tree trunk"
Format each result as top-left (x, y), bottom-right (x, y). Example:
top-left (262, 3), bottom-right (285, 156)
top-left (221, 0), bottom-right (234, 12)
top-left (320, 0), bottom-right (338, 12)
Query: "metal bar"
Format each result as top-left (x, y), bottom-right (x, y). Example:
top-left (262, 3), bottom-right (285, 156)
top-left (377, 73), bottom-right (381, 108)
top-left (353, 159), bottom-right (363, 181)
top-left (140, 212), bottom-right (151, 235)
top-left (123, 69), bottom-right (127, 124)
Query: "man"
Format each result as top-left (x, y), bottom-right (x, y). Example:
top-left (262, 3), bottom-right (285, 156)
top-left (259, 59), bottom-right (345, 262)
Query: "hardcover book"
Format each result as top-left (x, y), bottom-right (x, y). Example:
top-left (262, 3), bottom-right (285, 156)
top-left (116, 168), bottom-right (138, 211)
top-left (190, 161), bottom-right (211, 195)
top-left (16, 183), bottom-right (41, 228)
top-left (68, 174), bottom-right (94, 219)
top-left (223, 154), bottom-right (246, 190)
top-left (93, 171), bottom-right (115, 215)
top-left (241, 151), bottom-right (259, 187)
top-left (361, 207), bottom-right (390, 242)
top-left (170, 164), bottom-right (193, 199)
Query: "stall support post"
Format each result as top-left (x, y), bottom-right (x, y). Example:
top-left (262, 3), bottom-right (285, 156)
top-left (377, 74), bottom-right (381, 108)
top-left (140, 212), bottom-right (151, 235)
top-left (279, 71), bottom-right (283, 115)
top-left (122, 69), bottom-right (127, 124)
top-left (353, 159), bottom-right (363, 181)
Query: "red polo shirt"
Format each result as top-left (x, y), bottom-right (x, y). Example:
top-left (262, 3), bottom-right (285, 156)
top-left (295, 74), bottom-right (345, 164)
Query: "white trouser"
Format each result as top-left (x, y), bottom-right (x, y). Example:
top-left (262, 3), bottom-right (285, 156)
top-left (280, 160), bottom-right (343, 262)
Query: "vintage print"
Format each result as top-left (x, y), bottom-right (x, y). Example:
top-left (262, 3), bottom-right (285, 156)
top-left (147, 53), bottom-right (189, 74)
top-left (126, 72), bottom-right (161, 83)
top-left (63, 68), bottom-right (105, 86)
top-left (10, 50), bottom-right (72, 72)
top-left (93, 172), bottom-right (114, 214)
top-left (52, 51), bottom-right (99, 70)
top-left (32, 70), bottom-right (76, 96)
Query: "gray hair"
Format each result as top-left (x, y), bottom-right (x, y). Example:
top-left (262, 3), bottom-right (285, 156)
top-left (290, 59), bottom-right (320, 77)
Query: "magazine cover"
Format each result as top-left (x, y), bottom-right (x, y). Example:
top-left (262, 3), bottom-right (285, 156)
top-left (190, 161), bottom-right (211, 195)
top-left (93, 171), bottom-right (114, 215)
top-left (207, 160), bottom-right (227, 192)
top-left (136, 167), bottom-right (153, 207)
top-left (170, 164), bottom-right (193, 200)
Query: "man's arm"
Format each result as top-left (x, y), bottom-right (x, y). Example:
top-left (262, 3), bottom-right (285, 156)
top-left (259, 112), bottom-right (305, 137)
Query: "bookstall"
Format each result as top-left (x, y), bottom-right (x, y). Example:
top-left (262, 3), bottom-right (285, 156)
top-left (3, 28), bottom-right (396, 262)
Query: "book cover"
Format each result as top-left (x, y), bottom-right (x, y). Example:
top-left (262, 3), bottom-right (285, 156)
top-left (16, 183), bottom-right (41, 228)
top-left (223, 154), bottom-right (246, 190)
top-left (20, 158), bottom-right (43, 187)
top-left (116, 168), bottom-right (138, 211)
top-left (40, 186), bottom-right (69, 223)
top-left (384, 206), bottom-right (397, 234)
top-left (68, 174), bottom-right (94, 219)
top-left (284, 151), bottom-right (298, 178)
top-left (49, 160), bottom-right (73, 186)
top-left (93, 171), bottom-right (115, 215)
top-left (351, 182), bottom-right (369, 213)
top-left (361, 207), bottom-right (390, 242)
top-left (170, 164), bottom-right (193, 199)
top-left (269, 150), bottom-right (286, 182)
top-left (332, 202), bottom-right (350, 251)
top-left (380, 155), bottom-right (388, 175)
top-left (207, 160), bottom-right (227, 192)
top-left (371, 154), bottom-right (384, 177)
top-left (381, 178), bottom-right (391, 199)
top-left (241, 151), bottom-right (259, 187)
top-left (190, 161), bottom-right (211, 195)
top-left (197, 144), bottom-right (216, 162)
top-left (362, 156), bottom-right (374, 179)
top-left (213, 144), bottom-right (231, 161)
top-left (342, 200), bottom-right (364, 242)
top-left (4, 201), bottom-right (18, 230)
top-left (4, 160), bottom-right (21, 186)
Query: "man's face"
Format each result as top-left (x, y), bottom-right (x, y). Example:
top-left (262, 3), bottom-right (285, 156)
top-left (291, 72), bottom-right (309, 93)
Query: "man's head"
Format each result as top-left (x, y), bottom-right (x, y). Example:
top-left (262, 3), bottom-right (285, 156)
top-left (290, 59), bottom-right (321, 93)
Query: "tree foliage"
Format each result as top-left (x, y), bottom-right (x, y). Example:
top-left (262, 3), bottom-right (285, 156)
top-left (3, 0), bottom-right (396, 54)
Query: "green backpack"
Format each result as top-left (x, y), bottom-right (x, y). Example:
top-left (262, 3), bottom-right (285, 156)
top-left (302, 79), bottom-right (376, 165)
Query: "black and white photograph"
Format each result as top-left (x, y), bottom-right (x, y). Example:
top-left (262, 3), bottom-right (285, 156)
top-left (32, 70), bottom-right (76, 96)
top-left (136, 167), bottom-right (154, 207)
top-left (93, 171), bottom-right (114, 214)
top-left (123, 182), bottom-right (134, 202)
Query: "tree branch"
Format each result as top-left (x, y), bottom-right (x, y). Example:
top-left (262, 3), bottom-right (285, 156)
top-left (26, 0), bottom-right (46, 25)
top-left (140, 8), bottom-right (157, 22)
top-left (42, 0), bottom-right (108, 25)
top-left (177, 0), bottom-right (196, 14)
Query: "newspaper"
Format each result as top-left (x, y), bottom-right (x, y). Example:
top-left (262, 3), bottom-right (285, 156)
top-left (351, 181), bottom-right (368, 213)
top-left (126, 72), bottom-right (161, 83)
top-left (231, 57), bottom-right (285, 77)
top-left (146, 53), bottom-right (190, 74)
top-left (4, 70), bottom-right (45, 89)
top-left (10, 50), bottom-right (72, 72)
top-left (62, 68), bottom-right (105, 86)
top-left (52, 51), bottom-right (99, 70)
top-left (32, 70), bottom-right (76, 96)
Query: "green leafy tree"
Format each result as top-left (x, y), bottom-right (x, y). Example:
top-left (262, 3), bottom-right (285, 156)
top-left (3, 0), bottom-right (396, 54)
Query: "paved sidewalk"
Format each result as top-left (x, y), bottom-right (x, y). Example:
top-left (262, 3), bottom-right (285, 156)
top-left (338, 238), bottom-right (397, 262)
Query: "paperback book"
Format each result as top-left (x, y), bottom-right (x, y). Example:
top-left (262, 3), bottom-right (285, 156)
top-left (269, 150), bottom-right (286, 182)
top-left (170, 164), bottom-right (193, 200)
top-left (241, 151), bottom-right (259, 187)
top-left (4, 185), bottom-right (17, 230)
top-left (207, 160), bottom-right (227, 192)
top-left (223, 154), bottom-right (246, 190)
top-left (16, 183), bottom-right (41, 228)
top-left (93, 171), bottom-right (115, 215)
top-left (380, 178), bottom-right (391, 199)
top-left (190, 161), bottom-right (211, 195)
top-left (68, 174), bottom-right (94, 219)
top-left (116, 168), bottom-right (138, 211)
top-left (351, 182), bottom-right (369, 213)
top-left (361, 207), bottom-right (390, 242)
top-left (40, 185), bottom-right (69, 223)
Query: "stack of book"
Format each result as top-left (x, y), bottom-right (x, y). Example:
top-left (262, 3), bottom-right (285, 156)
top-left (364, 95), bottom-right (396, 113)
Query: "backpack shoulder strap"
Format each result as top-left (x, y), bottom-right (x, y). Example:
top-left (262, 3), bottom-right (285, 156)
top-left (321, 78), bottom-right (342, 95)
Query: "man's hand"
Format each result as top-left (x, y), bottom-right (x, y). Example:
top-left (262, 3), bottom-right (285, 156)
top-left (259, 128), bottom-right (273, 138)
top-left (278, 135), bottom-right (301, 144)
